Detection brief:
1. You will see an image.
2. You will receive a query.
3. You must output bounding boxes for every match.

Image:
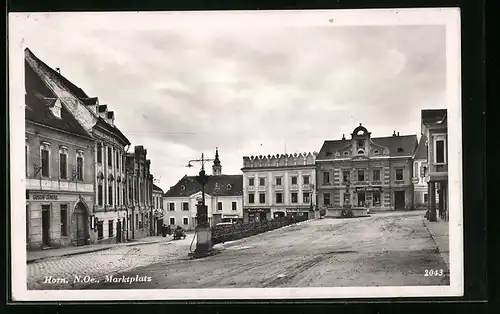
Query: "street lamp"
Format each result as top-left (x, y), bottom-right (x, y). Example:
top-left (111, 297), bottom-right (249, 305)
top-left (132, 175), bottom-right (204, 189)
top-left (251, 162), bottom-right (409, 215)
top-left (186, 153), bottom-right (215, 258)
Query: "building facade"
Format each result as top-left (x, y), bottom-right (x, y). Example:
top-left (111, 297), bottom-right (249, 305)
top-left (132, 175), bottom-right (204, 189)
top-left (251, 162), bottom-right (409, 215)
top-left (152, 184), bottom-right (164, 236)
top-left (241, 152), bottom-right (318, 223)
top-left (125, 146), bottom-right (154, 239)
top-left (413, 134), bottom-right (429, 209)
top-left (25, 48), bottom-right (131, 247)
top-left (421, 109), bottom-right (449, 221)
top-left (316, 124), bottom-right (418, 215)
top-left (163, 149), bottom-right (244, 229)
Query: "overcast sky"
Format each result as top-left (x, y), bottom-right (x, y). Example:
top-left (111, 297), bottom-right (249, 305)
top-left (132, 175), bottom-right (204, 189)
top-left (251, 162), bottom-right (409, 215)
top-left (15, 13), bottom-right (447, 192)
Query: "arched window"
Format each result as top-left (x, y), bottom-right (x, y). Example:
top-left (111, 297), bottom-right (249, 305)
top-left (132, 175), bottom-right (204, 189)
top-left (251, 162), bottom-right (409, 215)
top-left (357, 149), bottom-right (365, 155)
top-left (76, 150), bottom-right (84, 181)
top-left (373, 149), bottom-right (379, 155)
top-left (343, 151), bottom-right (349, 156)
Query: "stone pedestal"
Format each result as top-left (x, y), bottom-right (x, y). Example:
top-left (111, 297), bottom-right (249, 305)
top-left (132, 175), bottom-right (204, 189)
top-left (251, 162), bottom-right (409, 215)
top-left (194, 223), bottom-right (212, 258)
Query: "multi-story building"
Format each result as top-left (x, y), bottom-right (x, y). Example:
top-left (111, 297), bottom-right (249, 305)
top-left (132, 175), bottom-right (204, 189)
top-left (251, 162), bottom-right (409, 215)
top-left (163, 149), bottom-right (243, 229)
top-left (25, 48), bottom-right (131, 248)
top-left (25, 56), bottom-right (95, 250)
top-left (421, 109), bottom-right (448, 221)
top-left (241, 152), bottom-right (317, 222)
top-left (125, 145), bottom-right (154, 239)
top-left (152, 183), bottom-right (164, 235)
top-left (316, 124), bottom-right (418, 216)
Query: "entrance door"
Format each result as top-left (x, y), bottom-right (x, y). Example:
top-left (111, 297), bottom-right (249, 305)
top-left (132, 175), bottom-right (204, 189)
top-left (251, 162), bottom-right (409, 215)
top-left (394, 191), bottom-right (405, 210)
top-left (72, 202), bottom-right (89, 246)
top-left (116, 220), bottom-right (122, 243)
top-left (157, 218), bottom-right (163, 236)
top-left (41, 205), bottom-right (50, 246)
top-left (357, 192), bottom-right (366, 207)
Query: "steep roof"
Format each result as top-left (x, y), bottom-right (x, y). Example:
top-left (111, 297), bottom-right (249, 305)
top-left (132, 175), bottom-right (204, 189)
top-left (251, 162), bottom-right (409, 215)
top-left (25, 59), bottom-right (90, 138)
top-left (153, 184), bottom-right (164, 193)
top-left (318, 134), bottom-right (418, 159)
top-left (414, 134), bottom-right (428, 160)
top-left (94, 117), bottom-right (131, 146)
top-left (422, 109), bottom-right (447, 125)
top-left (165, 175), bottom-right (243, 198)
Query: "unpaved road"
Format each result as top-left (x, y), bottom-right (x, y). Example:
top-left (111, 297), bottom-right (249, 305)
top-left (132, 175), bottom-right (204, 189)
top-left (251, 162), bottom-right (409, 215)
top-left (84, 211), bottom-right (449, 289)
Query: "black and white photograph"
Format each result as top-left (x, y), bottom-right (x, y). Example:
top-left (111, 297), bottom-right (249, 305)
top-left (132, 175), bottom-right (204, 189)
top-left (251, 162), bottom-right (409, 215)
top-left (9, 9), bottom-right (463, 300)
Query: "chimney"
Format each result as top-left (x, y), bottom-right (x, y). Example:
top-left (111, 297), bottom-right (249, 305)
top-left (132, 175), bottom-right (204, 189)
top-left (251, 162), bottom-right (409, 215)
top-left (342, 134), bottom-right (346, 140)
top-left (397, 132), bottom-right (400, 136)
top-left (393, 130), bottom-right (396, 137)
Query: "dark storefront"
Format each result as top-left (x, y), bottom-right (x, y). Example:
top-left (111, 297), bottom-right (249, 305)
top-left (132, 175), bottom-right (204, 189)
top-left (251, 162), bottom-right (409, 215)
top-left (355, 186), bottom-right (382, 208)
top-left (246, 208), bottom-right (270, 223)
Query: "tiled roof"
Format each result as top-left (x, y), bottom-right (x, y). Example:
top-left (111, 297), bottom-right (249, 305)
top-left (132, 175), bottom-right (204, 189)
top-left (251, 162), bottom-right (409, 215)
top-left (318, 134), bottom-right (418, 159)
top-left (94, 117), bottom-right (131, 146)
top-left (165, 175), bottom-right (243, 198)
top-left (414, 134), bottom-right (428, 160)
top-left (25, 59), bottom-right (90, 138)
top-left (422, 109), bottom-right (447, 125)
top-left (153, 184), bottom-right (164, 193)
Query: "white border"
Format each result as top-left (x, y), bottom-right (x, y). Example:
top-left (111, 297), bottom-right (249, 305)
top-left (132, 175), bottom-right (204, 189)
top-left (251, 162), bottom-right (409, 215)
top-left (9, 8), bottom-right (463, 301)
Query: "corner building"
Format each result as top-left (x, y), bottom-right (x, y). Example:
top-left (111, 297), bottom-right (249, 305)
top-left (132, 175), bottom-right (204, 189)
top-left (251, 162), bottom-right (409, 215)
top-left (316, 124), bottom-right (418, 215)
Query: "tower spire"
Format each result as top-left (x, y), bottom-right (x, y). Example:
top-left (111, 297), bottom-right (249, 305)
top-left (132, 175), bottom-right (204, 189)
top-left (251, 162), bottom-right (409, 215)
top-left (212, 147), bottom-right (222, 176)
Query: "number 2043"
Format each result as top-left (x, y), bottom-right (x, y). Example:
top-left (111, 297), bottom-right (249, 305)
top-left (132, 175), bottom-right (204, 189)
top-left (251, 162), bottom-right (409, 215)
top-left (424, 269), bottom-right (444, 276)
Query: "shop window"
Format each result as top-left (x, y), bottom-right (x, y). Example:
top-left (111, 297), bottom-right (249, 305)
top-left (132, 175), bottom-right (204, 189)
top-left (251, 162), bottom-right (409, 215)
top-left (303, 176), bottom-right (310, 185)
top-left (170, 217), bottom-right (175, 225)
top-left (373, 193), bottom-right (381, 207)
top-left (183, 217), bottom-right (189, 225)
top-left (303, 192), bottom-right (310, 203)
top-left (291, 193), bottom-right (298, 203)
top-left (97, 221), bottom-right (104, 239)
top-left (249, 178), bottom-right (255, 186)
top-left (372, 169), bottom-right (381, 181)
top-left (259, 193), bottom-right (266, 204)
top-left (60, 204), bottom-right (68, 236)
top-left (248, 193), bottom-right (255, 204)
top-left (323, 172), bottom-right (330, 184)
top-left (291, 176), bottom-right (298, 185)
top-left (232, 202), bottom-right (237, 211)
top-left (358, 170), bottom-right (365, 182)
top-left (108, 220), bottom-right (114, 237)
top-left (217, 202), bottom-right (223, 211)
top-left (275, 177), bottom-right (282, 186)
top-left (182, 202), bottom-right (189, 211)
top-left (396, 169), bottom-right (404, 181)
top-left (97, 143), bottom-right (102, 163)
top-left (323, 193), bottom-right (331, 206)
top-left (342, 170), bottom-right (350, 182)
top-left (276, 193), bottom-right (283, 204)
top-left (98, 184), bottom-right (103, 206)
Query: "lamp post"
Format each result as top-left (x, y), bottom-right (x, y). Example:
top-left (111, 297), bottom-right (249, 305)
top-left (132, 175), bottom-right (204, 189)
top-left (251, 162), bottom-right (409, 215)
top-left (187, 153), bottom-right (215, 258)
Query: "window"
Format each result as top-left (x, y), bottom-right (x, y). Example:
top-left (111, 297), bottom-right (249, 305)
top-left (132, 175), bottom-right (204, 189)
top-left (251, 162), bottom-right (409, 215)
top-left (60, 204), bottom-right (68, 236)
top-left (249, 178), bottom-right (255, 186)
top-left (259, 193), bottom-right (266, 204)
top-left (343, 193), bottom-right (350, 204)
top-left (259, 178), bottom-right (265, 186)
top-left (397, 148), bottom-right (404, 152)
top-left (135, 214), bottom-right (139, 228)
top-left (323, 172), bottom-right (330, 184)
top-left (117, 188), bottom-right (120, 206)
top-left (396, 169), bottom-right (404, 181)
top-left (357, 139), bottom-right (364, 149)
top-left (373, 169), bottom-right (380, 181)
top-left (217, 202), bottom-right (223, 211)
top-left (303, 176), bottom-right (310, 185)
top-left (116, 151), bottom-right (119, 168)
top-left (97, 143), bottom-right (102, 163)
top-left (342, 170), bottom-right (350, 182)
top-left (183, 217), bottom-right (189, 225)
top-left (128, 183), bottom-right (133, 201)
top-left (373, 192), bottom-right (381, 207)
top-left (232, 202), bottom-right (237, 211)
top-left (435, 139), bottom-right (446, 163)
top-left (97, 221), bottom-right (104, 239)
top-left (41, 146), bottom-right (50, 177)
top-left (248, 193), bottom-right (255, 204)
top-left (343, 151), bottom-right (349, 156)
top-left (59, 149), bottom-right (67, 179)
top-left (358, 170), bottom-right (365, 181)
top-left (291, 176), bottom-right (298, 185)
top-left (123, 187), bottom-right (126, 205)
top-left (276, 193), bottom-right (283, 204)
top-left (160, 199), bottom-right (163, 209)
top-left (276, 177), bottom-right (282, 186)
top-left (76, 153), bottom-right (84, 181)
top-left (291, 193), bottom-right (298, 203)
top-left (98, 184), bottom-right (103, 206)
top-left (107, 185), bottom-right (113, 205)
top-left (169, 203), bottom-right (175, 211)
top-left (141, 213), bottom-right (144, 229)
top-left (357, 149), bottom-right (365, 155)
top-left (424, 193), bottom-right (428, 203)
top-left (108, 220), bottom-right (114, 237)
top-left (323, 193), bottom-right (331, 206)
top-left (170, 217), bottom-right (175, 225)
top-left (303, 192), bottom-right (310, 203)
top-left (107, 147), bottom-right (112, 166)
top-left (182, 202), bottom-right (189, 211)
top-left (373, 149), bottom-right (379, 155)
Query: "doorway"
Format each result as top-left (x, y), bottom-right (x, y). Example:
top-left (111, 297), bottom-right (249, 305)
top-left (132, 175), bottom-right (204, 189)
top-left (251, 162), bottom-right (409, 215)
top-left (72, 202), bottom-right (89, 246)
top-left (157, 218), bottom-right (163, 236)
top-left (357, 192), bottom-right (366, 207)
top-left (41, 205), bottom-right (50, 246)
top-left (116, 220), bottom-right (122, 243)
top-left (394, 191), bottom-right (405, 210)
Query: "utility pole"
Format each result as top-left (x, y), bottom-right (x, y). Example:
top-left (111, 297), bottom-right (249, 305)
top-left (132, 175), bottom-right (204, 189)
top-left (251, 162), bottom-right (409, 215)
top-left (187, 153), bottom-right (215, 258)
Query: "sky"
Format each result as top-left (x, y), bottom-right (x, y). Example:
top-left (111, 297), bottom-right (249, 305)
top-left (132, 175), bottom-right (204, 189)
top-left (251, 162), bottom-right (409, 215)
top-left (13, 12), bottom-right (447, 192)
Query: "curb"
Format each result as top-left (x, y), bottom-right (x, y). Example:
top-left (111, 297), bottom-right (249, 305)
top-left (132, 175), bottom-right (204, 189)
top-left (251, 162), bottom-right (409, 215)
top-left (27, 239), bottom-right (165, 264)
top-left (422, 217), bottom-right (450, 270)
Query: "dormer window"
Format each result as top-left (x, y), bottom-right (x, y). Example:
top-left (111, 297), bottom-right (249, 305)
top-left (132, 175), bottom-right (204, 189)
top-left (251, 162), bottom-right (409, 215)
top-left (373, 149), bottom-right (379, 155)
top-left (227, 184), bottom-right (232, 190)
top-left (343, 151), bottom-right (349, 156)
top-left (357, 149), bottom-right (365, 155)
top-left (180, 185), bottom-right (186, 191)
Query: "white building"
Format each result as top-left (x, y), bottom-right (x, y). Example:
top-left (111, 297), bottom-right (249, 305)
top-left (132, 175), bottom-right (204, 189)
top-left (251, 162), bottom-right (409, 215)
top-left (241, 152), bottom-right (318, 223)
top-left (152, 184), bottom-right (164, 235)
top-left (413, 134), bottom-right (429, 209)
top-left (163, 149), bottom-right (243, 229)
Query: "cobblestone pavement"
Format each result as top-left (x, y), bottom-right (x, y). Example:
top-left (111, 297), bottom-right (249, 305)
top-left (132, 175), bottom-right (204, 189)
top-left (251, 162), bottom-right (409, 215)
top-left (85, 210), bottom-right (450, 289)
top-left (27, 234), bottom-right (195, 290)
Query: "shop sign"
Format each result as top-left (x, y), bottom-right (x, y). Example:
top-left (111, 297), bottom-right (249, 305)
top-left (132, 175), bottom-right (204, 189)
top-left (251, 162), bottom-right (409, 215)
top-left (247, 208), bottom-right (269, 212)
top-left (286, 208), bottom-right (308, 212)
top-left (355, 187), bottom-right (381, 192)
top-left (32, 194), bottom-right (58, 200)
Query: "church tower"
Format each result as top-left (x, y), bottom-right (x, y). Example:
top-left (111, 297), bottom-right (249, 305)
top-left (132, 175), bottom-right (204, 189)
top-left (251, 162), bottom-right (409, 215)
top-left (212, 147), bottom-right (222, 176)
